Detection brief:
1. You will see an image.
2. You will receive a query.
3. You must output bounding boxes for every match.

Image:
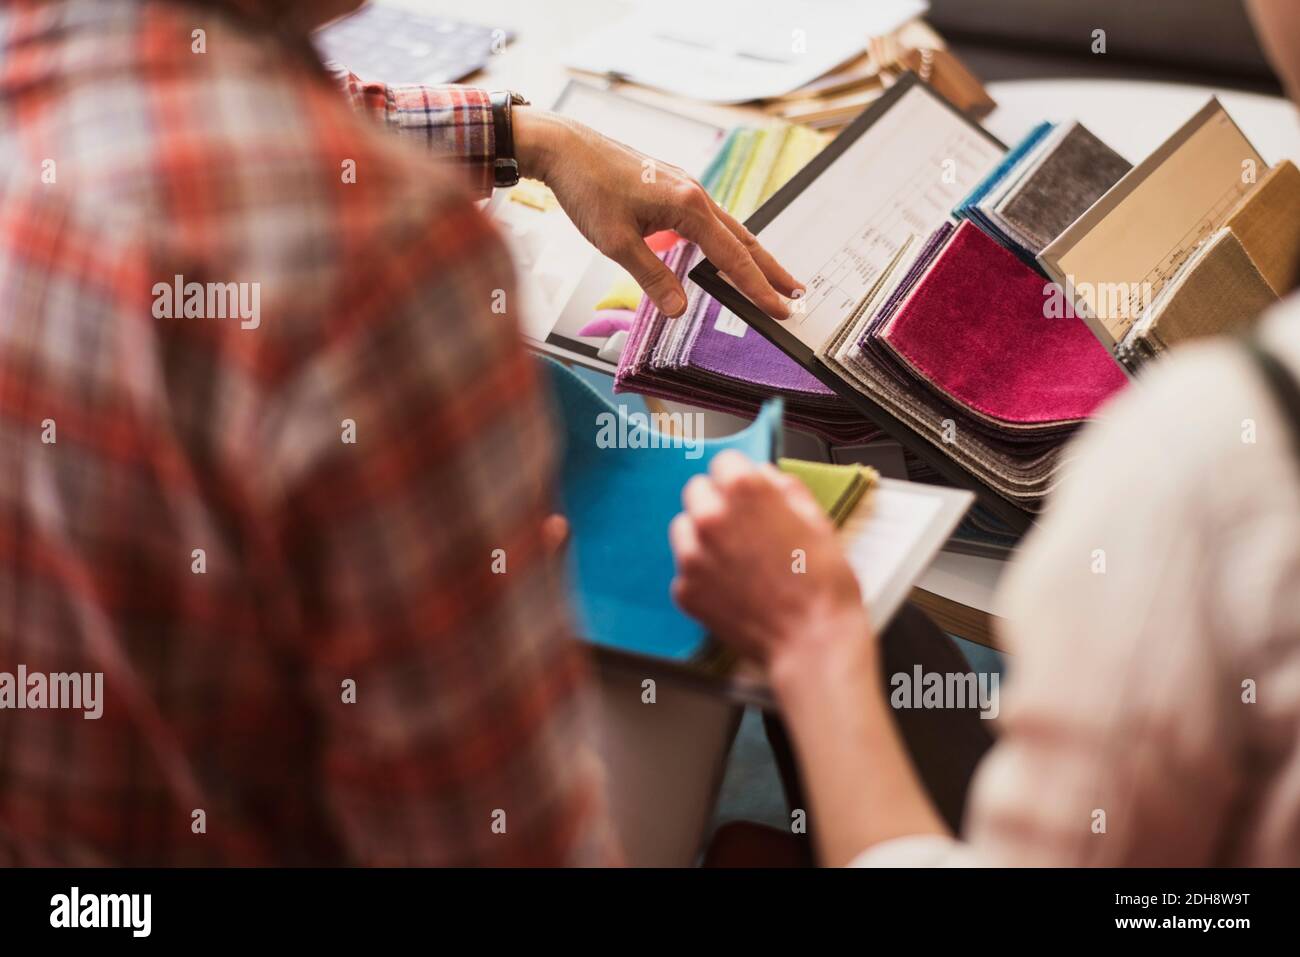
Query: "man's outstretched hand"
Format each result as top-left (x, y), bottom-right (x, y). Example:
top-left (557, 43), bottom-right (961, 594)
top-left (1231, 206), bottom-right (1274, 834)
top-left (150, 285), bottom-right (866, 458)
top-left (515, 108), bottom-right (801, 320)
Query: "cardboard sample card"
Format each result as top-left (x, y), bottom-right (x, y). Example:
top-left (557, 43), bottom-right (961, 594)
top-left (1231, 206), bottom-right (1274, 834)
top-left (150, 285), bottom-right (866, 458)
top-left (1039, 99), bottom-right (1267, 348)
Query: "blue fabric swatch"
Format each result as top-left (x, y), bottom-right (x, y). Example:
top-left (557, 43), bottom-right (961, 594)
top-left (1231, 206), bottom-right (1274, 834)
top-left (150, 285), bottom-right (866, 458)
top-left (541, 357), bottom-right (782, 660)
top-left (954, 120), bottom-right (1054, 220)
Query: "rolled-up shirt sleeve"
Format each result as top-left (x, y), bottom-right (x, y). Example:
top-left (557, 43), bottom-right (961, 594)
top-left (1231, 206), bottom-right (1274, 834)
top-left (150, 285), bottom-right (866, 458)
top-left (332, 66), bottom-right (496, 199)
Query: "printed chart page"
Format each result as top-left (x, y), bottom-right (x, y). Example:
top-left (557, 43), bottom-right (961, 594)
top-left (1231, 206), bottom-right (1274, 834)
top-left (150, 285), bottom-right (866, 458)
top-left (755, 84), bottom-right (1005, 351)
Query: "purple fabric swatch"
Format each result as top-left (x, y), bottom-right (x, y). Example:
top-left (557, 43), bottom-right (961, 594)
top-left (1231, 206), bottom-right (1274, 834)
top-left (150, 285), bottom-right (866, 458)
top-left (687, 298), bottom-right (833, 395)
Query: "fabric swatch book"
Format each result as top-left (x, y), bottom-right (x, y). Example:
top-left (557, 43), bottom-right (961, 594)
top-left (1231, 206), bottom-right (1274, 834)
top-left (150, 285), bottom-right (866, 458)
top-left (875, 222), bottom-right (1125, 433)
top-left (1121, 227), bottom-right (1279, 365)
top-left (690, 74), bottom-right (1089, 532)
top-left (1224, 159), bottom-right (1300, 296)
top-left (834, 219), bottom-right (1125, 512)
top-left (688, 76), bottom-right (1300, 531)
top-left (1109, 157), bottom-right (1300, 368)
top-left (616, 123), bottom-right (883, 444)
top-left (1039, 99), bottom-right (1297, 370)
top-left (543, 356), bottom-right (972, 686)
top-left (957, 120), bottom-right (1131, 266)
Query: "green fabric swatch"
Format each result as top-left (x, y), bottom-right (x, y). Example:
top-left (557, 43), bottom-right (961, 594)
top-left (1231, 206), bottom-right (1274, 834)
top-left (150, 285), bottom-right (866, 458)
top-left (778, 458), bottom-right (877, 525)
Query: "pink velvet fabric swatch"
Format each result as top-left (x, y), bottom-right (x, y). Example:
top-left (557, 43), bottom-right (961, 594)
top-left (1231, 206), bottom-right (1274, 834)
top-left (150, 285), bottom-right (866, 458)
top-left (882, 221), bottom-right (1127, 425)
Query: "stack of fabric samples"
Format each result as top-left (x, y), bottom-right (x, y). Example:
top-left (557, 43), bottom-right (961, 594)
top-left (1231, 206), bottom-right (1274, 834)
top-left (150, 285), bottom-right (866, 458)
top-left (823, 220), bottom-right (1127, 507)
top-left (1116, 159), bottom-right (1300, 366)
top-left (616, 124), bottom-right (882, 444)
top-left (544, 355), bottom-right (875, 664)
top-left (1120, 227), bottom-right (1278, 365)
top-left (1035, 100), bottom-right (1295, 373)
top-left (956, 120), bottom-right (1131, 267)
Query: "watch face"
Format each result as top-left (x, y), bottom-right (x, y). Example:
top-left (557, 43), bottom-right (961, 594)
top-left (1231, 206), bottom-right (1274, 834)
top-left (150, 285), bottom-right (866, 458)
top-left (495, 159), bottom-right (521, 187)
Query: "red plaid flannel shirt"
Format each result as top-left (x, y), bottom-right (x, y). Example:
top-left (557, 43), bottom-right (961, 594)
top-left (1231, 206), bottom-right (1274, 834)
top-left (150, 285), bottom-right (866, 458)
top-left (0, 0), bottom-right (614, 865)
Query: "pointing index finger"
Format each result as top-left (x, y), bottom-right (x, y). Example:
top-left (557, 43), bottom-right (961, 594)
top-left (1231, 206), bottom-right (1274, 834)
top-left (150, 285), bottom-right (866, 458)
top-left (691, 213), bottom-right (791, 320)
top-left (711, 202), bottom-right (803, 300)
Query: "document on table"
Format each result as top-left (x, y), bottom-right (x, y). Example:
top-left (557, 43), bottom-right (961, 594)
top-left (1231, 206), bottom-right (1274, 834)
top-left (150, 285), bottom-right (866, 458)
top-left (564, 0), bottom-right (927, 103)
top-left (752, 82), bottom-right (1005, 351)
top-left (839, 479), bottom-right (973, 633)
top-left (1039, 99), bottom-right (1268, 348)
top-left (313, 5), bottom-right (510, 85)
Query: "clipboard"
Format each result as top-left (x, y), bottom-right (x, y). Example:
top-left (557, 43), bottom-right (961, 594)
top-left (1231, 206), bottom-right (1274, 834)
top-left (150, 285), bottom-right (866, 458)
top-left (688, 74), bottom-right (1036, 534)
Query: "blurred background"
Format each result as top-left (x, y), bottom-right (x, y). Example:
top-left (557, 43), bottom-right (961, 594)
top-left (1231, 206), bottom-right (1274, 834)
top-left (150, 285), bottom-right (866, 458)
top-left (929, 0), bottom-right (1277, 91)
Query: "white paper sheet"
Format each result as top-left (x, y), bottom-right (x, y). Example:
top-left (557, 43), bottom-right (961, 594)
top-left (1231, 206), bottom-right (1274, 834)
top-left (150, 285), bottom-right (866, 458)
top-left (839, 479), bottom-right (972, 631)
top-left (755, 84), bottom-right (1005, 350)
top-left (564, 0), bottom-right (927, 103)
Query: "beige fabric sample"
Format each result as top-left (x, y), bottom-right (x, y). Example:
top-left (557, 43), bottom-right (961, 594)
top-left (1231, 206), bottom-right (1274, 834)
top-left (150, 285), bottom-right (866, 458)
top-left (1225, 159), bottom-right (1300, 296)
top-left (1141, 227), bottom-right (1278, 352)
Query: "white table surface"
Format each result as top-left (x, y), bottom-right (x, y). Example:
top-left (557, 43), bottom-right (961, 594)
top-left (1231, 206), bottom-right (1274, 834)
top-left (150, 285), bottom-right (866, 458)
top-left (986, 78), bottom-right (1300, 166)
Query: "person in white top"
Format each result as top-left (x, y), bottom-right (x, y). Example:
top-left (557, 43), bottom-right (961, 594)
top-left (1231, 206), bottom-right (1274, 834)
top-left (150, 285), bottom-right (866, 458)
top-left (669, 0), bottom-right (1300, 868)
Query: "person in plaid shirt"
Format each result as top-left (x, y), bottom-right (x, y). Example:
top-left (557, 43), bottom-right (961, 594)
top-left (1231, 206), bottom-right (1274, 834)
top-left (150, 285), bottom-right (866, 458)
top-left (0, 0), bottom-right (797, 865)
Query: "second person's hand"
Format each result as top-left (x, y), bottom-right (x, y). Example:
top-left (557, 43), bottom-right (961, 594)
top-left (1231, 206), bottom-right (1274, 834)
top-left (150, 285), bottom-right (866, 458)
top-left (514, 108), bottom-right (801, 321)
top-left (668, 450), bottom-right (873, 688)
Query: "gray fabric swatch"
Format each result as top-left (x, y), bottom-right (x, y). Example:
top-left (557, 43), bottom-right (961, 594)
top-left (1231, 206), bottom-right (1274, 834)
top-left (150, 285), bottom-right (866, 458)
top-left (999, 123), bottom-right (1132, 253)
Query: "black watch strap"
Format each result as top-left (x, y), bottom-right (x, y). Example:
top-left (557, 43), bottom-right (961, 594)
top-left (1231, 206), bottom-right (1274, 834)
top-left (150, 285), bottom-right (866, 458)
top-left (490, 91), bottom-right (529, 188)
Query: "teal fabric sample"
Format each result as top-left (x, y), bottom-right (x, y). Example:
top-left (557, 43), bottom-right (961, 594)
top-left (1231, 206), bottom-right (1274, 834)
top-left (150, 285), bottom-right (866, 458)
top-left (541, 357), bottom-right (782, 660)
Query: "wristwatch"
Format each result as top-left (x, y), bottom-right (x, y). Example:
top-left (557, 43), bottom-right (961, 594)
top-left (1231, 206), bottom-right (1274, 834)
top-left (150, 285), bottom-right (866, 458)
top-left (489, 90), bottom-right (530, 188)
